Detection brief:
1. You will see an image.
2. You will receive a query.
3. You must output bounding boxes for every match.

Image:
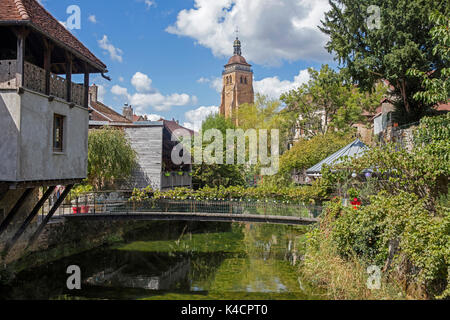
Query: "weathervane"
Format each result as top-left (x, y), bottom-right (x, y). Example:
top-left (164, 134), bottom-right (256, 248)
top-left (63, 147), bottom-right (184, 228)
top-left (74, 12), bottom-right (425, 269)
top-left (235, 26), bottom-right (239, 39)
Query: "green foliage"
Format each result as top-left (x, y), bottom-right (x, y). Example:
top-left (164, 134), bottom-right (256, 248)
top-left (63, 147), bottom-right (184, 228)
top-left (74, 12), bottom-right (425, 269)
top-left (238, 94), bottom-right (296, 153)
top-left (327, 191), bottom-right (449, 298)
top-left (87, 127), bottom-right (136, 190)
top-left (264, 131), bottom-right (354, 187)
top-left (192, 114), bottom-right (246, 188)
top-left (313, 114), bottom-right (450, 298)
top-left (321, 0), bottom-right (449, 121)
top-left (131, 184), bottom-right (326, 204)
top-left (408, 11), bottom-right (450, 106)
top-left (280, 65), bottom-right (386, 136)
top-left (323, 114), bottom-right (450, 209)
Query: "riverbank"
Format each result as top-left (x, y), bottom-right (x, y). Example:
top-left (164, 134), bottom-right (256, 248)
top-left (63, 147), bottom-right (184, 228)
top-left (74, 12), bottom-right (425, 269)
top-left (300, 232), bottom-right (409, 300)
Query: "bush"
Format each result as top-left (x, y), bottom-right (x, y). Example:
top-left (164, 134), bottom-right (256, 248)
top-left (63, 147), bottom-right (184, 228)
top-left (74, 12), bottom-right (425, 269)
top-left (131, 183), bottom-right (327, 204)
top-left (321, 191), bottom-right (449, 298)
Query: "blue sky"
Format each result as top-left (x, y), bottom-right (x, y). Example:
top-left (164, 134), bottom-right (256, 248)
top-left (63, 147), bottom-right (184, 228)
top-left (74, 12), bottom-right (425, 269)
top-left (41, 0), bottom-right (335, 130)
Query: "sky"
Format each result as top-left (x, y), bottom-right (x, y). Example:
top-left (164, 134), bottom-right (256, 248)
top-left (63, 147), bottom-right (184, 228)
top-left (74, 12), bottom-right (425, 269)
top-left (39, 0), bottom-right (336, 131)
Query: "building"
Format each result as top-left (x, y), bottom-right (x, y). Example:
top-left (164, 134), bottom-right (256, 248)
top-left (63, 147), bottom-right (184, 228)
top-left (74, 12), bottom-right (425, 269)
top-left (0, 0), bottom-right (107, 251)
top-left (87, 86), bottom-right (193, 190)
top-left (219, 37), bottom-right (254, 125)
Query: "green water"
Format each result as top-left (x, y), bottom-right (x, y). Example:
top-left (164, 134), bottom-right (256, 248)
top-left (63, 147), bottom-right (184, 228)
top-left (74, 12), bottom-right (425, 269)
top-left (0, 222), bottom-right (322, 300)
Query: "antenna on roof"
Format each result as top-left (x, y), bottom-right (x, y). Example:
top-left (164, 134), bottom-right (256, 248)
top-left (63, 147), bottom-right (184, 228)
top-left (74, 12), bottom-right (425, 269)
top-left (235, 26), bottom-right (239, 39)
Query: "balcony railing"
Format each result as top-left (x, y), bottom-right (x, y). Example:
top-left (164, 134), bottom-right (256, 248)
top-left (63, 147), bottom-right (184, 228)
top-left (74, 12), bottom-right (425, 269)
top-left (0, 60), bottom-right (84, 107)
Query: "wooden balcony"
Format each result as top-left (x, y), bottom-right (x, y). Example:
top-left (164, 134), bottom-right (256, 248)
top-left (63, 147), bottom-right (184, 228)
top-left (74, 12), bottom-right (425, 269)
top-left (0, 60), bottom-right (85, 107)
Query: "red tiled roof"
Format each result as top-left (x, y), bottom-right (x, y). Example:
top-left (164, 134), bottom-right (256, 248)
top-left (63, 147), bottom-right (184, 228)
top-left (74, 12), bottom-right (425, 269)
top-left (226, 54), bottom-right (251, 66)
top-left (0, 0), bottom-right (106, 71)
top-left (436, 103), bottom-right (450, 111)
top-left (89, 101), bottom-right (131, 124)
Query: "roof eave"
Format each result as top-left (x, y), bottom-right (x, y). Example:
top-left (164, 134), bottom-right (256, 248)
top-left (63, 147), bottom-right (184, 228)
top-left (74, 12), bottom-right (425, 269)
top-left (0, 20), bottom-right (107, 73)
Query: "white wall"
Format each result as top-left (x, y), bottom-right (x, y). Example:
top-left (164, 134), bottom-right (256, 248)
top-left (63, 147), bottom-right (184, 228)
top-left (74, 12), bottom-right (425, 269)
top-left (0, 88), bottom-right (89, 182)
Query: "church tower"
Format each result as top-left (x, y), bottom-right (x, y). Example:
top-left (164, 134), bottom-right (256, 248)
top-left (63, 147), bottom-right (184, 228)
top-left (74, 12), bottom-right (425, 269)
top-left (219, 37), bottom-right (254, 125)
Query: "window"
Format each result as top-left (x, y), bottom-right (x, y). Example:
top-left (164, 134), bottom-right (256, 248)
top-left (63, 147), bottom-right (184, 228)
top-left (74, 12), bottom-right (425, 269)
top-left (240, 76), bottom-right (243, 83)
top-left (244, 77), bottom-right (247, 84)
top-left (53, 114), bottom-right (64, 152)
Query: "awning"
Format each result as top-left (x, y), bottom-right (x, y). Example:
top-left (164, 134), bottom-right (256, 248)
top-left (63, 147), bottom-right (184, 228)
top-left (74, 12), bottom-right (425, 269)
top-left (306, 139), bottom-right (369, 176)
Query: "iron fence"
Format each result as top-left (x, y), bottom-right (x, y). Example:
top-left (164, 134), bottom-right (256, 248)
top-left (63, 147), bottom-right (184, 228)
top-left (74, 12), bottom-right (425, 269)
top-left (42, 191), bottom-right (323, 219)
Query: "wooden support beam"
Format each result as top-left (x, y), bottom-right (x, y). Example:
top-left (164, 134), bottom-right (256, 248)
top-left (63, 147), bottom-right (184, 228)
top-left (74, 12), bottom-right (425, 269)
top-left (65, 53), bottom-right (73, 102)
top-left (43, 38), bottom-right (53, 96)
top-left (83, 62), bottom-right (89, 108)
top-left (27, 185), bottom-right (73, 247)
top-left (13, 27), bottom-right (29, 87)
top-left (0, 188), bottom-right (34, 236)
top-left (2, 186), bottom-right (56, 255)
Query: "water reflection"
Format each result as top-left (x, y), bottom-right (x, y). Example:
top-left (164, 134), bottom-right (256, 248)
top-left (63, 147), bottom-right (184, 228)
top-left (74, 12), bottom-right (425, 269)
top-left (1, 222), bottom-right (321, 300)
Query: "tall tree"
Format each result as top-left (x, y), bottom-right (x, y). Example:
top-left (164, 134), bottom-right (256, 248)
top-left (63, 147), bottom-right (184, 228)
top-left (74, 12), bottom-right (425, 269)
top-left (408, 11), bottom-right (450, 106)
top-left (238, 94), bottom-right (296, 153)
top-left (192, 114), bottom-right (246, 188)
top-left (320, 0), bottom-right (449, 123)
top-left (281, 65), bottom-right (385, 137)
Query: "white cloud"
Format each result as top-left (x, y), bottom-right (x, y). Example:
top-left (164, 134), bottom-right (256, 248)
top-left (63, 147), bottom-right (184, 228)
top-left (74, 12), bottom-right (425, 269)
top-left (111, 85), bottom-right (128, 97)
top-left (254, 69), bottom-right (311, 99)
top-left (98, 35), bottom-right (123, 62)
top-left (131, 72), bottom-right (153, 93)
top-left (183, 106), bottom-right (219, 131)
top-left (88, 15), bottom-right (97, 23)
top-left (96, 84), bottom-right (106, 102)
top-left (142, 114), bottom-right (162, 121)
top-left (145, 0), bottom-right (156, 9)
top-left (111, 72), bottom-right (197, 112)
top-left (167, 0), bottom-right (332, 66)
top-left (197, 77), bottom-right (223, 93)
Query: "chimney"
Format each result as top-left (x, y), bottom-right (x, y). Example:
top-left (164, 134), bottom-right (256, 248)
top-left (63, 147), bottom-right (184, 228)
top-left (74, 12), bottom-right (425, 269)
top-left (122, 103), bottom-right (134, 121)
top-left (89, 84), bottom-right (98, 103)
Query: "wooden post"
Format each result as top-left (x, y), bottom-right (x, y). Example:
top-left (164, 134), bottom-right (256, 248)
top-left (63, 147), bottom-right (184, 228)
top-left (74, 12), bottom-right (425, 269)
top-left (65, 53), bottom-right (73, 102)
top-left (14, 28), bottom-right (29, 87)
top-left (43, 38), bottom-right (52, 96)
top-left (83, 63), bottom-right (90, 108)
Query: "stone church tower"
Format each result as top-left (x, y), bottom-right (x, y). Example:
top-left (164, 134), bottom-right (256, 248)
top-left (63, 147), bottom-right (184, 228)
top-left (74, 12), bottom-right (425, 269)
top-left (219, 37), bottom-right (254, 125)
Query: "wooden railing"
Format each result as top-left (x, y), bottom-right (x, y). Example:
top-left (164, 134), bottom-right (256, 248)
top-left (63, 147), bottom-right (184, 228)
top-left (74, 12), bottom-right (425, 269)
top-left (0, 60), bottom-right (84, 107)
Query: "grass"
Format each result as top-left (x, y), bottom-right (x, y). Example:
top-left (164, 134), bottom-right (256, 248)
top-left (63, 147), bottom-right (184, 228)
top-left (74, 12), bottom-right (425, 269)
top-left (300, 236), bottom-right (410, 300)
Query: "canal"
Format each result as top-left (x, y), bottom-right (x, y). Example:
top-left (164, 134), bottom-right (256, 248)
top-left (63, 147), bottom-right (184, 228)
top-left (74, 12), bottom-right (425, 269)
top-left (0, 221), bottom-right (322, 300)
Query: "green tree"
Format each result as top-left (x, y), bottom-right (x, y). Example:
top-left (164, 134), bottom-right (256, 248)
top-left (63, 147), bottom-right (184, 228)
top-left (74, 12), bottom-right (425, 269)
top-left (87, 127), bottom-right (136, 190)
top-left (192, 114), bottom-right (246, 188)
top-left (408, 11), bottom-right (450, 106)
top-left (262, 131), bottom-right (354, 187)
top-left (320, 0), bottom-right (449, 123)
top-left (281, 65), bottom-right (385, 136)
top-left (238, 94), bottom-right (297, 153)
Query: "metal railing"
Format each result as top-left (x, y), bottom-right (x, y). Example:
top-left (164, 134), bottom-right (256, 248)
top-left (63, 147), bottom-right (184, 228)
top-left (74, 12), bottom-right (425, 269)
top-left (42, 191), bottom-right (323, 220)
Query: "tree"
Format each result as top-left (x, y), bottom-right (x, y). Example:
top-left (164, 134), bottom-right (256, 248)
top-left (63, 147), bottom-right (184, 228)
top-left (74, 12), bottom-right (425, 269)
top-left (320, 0), bottom-right (449, 123)
top-left (280, 65), bottom-right (385, 137)
top-left (237, 94), bottom-right (297, 153)
top-left (87, 127), bottom-right (136, 190)
top-left (263, 131), bottom-right (354, 187)
top-left (192, 114), bottom-right (246, 188)
top-left (408, 11), bottom-right (450, 106)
